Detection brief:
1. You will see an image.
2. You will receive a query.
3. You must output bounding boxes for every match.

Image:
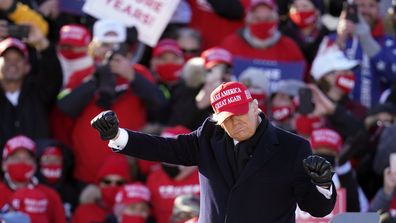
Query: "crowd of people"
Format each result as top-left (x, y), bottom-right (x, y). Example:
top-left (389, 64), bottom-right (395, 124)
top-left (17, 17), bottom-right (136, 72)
top-left (0, 0), bottom-right (395, 222)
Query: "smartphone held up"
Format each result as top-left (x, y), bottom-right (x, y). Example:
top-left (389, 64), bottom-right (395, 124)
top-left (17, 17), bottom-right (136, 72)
top-left (7, 24), bottom-right (30, 39)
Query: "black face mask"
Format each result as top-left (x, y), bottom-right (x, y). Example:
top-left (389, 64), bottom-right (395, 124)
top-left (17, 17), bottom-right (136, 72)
top-left (161, 164), bottom-right (180, 178)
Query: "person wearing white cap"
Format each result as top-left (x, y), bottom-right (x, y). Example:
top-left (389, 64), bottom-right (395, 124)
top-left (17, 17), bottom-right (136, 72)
top-left (318, 0), bottom-right (396, 108)
top-left (90, 19), bottom-right (127, 63)
top-left (308, 48), bottom-right (367, 143)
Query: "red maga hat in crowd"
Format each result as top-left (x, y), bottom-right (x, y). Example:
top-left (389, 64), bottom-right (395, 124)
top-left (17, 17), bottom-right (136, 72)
top-left (115, 182), bottom-right (151, 206)
top-left (310, 128), bottom-right (343, 154)
top-left (153, 39), bottom-right (183, 58)
top-left (201, 47), bottom-right (232, 70)
top-left (3, 135), bottom-right (36, 160)
top-left (59, 24), bottom-right (91, 47)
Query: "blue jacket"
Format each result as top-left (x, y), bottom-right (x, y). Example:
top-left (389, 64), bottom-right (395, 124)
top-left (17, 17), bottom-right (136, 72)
top-left (322, 31), bottom-right (396, 108)
top-left (117, 115), bottom-right (336, 223)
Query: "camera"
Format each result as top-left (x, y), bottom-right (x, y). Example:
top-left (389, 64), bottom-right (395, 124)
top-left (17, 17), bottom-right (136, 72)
top-left (7, 24), bottom-right (30, 39)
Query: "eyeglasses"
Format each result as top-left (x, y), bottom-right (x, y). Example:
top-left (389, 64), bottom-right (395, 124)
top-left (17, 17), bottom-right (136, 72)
top-left (100, 179), bottom-right (125, 186)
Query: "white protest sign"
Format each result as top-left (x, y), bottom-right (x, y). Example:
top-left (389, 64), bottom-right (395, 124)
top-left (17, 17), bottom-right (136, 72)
top-left (83, 0), bottom-right (180, 46)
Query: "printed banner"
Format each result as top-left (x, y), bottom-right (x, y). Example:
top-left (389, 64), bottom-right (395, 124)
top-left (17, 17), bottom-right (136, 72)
top-left (83, 0), bottom-right (180, 46)
top-left (233, 56), bottom-right (305, 91)
top-left (296, 188), bottom-right (346, 223)
top-left (60, 0), bottom-right (85, 15)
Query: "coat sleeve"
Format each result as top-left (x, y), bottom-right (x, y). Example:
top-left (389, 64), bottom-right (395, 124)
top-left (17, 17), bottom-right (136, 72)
top-left (117, 127), bottom-right (202, 166)
top-left (292, 140), bottom-right (337, 217)
top-left (35, 44), bottom-right (63, 108)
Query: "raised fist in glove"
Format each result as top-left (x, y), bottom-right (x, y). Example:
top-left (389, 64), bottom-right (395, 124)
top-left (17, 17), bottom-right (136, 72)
top-left (90, 110), bottom-right (119, 140)
top-left (303, 155), bottom-right (334, 188)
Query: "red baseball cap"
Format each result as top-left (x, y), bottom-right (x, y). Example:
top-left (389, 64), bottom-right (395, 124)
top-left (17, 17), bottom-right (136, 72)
top-left (248, 0), bottom-right (277, 11)
top-left (294, 115), bottom-right (325, 136)
top-left (153, 39), bottom-right (183, 58)
top-left (201, 47), bottom-right (232, 70)
top-left (310, 128), bottom-right (343, 154)
top-left (161, 125), bottom-right (191, 138)
top-left (96, 155), bottom-right (131, 183)
top-left (59, 24), bottom-right (91, 47)
top-left (3, 135), bottom-right (36, 160)
top-left (0, 37), bottom-right (28, 59)
top-left (115, 182), bottom-right (151, 205)
top-left (10, 188), bottom-right (50, 223)
top-left (210, 81), bottom-right (253, 124)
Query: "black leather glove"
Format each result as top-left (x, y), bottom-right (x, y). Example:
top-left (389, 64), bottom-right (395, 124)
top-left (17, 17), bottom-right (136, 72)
top-left (303, 155), bottom-right (334, 188)
top-left (90, 110), bottom-right (119, 140)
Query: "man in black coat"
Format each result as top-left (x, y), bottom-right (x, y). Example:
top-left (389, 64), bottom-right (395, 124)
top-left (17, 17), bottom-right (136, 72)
top-left (91, 81), bottom-right (337, 223)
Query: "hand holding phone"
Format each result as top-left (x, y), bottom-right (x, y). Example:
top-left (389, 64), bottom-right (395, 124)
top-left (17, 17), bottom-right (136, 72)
top-left (7, 24), bottom-right (30, 39)
top-left (298, 87), bottom-right (315, 115)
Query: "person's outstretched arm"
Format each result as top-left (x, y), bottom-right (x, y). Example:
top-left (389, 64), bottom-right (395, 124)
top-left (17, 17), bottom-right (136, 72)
top-left (91, 110), bottom-right (200, 166)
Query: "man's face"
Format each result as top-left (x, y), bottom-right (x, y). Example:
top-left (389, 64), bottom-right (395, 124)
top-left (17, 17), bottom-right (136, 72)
top-left (123, 202), bottom-right (150, 218)
top-left (99, 174), bottom-right (126, 188)
top-left (2, 149), bottom-right (36, 171)
top-left (272, 93), bottom-right (293, 107)
top-left (0, 49), bottom-right (29, 82)
top-left (355, 0), bottom-right (379, 26)
top-left (221, 101), bottom-right (259, 142)
top-left (57, 44), bottom-right (88, 56)
top-left (151, 52), bottom-right (183, 69)
top-left (177, 35), bottom-right (200, 57)
top-left (246, 4), bottom-right (279, 24)
top-left (92, 41), bottom-right (118, 62)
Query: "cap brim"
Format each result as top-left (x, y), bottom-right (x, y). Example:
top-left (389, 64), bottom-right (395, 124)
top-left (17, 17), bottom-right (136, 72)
top-left (215, 102), bottom-right (250, 124)
top-left (338, 60), bottom-right (359, 70)
top-left (205, 60), bottom-right (231, 70)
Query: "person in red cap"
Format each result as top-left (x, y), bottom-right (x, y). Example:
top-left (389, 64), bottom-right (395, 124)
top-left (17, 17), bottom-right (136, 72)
top-left (221, 0), bottom-right (307, 80)
top-left (91, 80), bottom-right (337, 223)
top-left (0, 26), bottom-right (62, 160)
top-left (50, 24), bottom-right (94, 148)
top-left (151, 38), bottom-right (185, 86)
top-left (280, 0), bottom-right (329, 64)
top-left (56, 19), bottom-right (167, 185)
top-left (71, 154), bottom-right (132, 223)
top-left (309, 128), bottom-right (368, 212)
top-left (0, 135), bottom-right (66, 223)
top-left (195, 47), bottom-right (233, 111)
top-left (104, 182), bottom-right (151, 223)
top-left (35, 139), bottom-right (79, 221)
top-left (57, 24), bottom-right (94, 87)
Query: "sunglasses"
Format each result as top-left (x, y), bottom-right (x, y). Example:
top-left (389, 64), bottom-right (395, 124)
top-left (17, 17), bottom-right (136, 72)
top-left (101, 179), bottom-right (125, 186)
